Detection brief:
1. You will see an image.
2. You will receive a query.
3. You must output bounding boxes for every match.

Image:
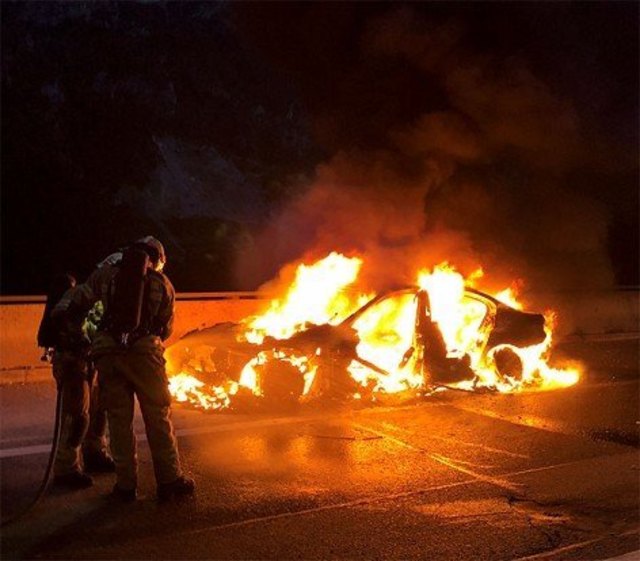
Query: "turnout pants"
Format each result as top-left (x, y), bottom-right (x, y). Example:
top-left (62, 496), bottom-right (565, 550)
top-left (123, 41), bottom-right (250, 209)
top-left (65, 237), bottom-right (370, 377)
top-left (52, 351), bottom-right (109, 475)
top-left (95, 346), bottom-right (182, 491)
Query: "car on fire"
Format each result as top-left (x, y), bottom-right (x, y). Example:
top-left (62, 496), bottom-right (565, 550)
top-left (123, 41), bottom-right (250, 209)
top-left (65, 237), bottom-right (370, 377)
top-left (166, 286), bottom-right (547, 406)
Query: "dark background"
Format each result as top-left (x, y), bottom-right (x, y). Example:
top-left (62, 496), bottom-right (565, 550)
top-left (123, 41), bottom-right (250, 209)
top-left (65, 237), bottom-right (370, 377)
top-left (1, 1), bottom-right (637, 294)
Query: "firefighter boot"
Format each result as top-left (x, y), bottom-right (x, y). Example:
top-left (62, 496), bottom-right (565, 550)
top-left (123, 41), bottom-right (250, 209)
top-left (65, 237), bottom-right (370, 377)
top-left (157, 476), bottom-right (195, 503)
top-left (110, 484), bottom-right (137, 503)
top-left (83, 450), bottom-right (116, 473)
top-left (53, 471), bottom-right (94, 489)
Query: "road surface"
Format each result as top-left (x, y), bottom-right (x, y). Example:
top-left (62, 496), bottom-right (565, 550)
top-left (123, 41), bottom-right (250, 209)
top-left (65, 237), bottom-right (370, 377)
top-left (1, 337), bottom-right (638, 560)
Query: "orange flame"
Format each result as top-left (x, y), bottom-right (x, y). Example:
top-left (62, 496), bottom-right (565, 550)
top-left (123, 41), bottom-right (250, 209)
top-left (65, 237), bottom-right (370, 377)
top-left (168, 253), bottom-right (580, 410)
top-left (244, 252), bottom-right (364, 344)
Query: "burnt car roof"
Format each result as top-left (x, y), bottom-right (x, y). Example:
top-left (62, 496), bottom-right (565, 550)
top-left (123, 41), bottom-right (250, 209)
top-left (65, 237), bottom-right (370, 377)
top-left (340, 285), bottom-right (514, 325)
top-left (176, 285), bottom-right (522, 345)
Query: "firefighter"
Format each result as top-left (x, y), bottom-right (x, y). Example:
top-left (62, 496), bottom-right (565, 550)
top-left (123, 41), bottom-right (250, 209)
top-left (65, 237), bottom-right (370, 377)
top-left (54, 237), bottom-right (194, 502)
top-left (38, 274), bottom-right (115, 489)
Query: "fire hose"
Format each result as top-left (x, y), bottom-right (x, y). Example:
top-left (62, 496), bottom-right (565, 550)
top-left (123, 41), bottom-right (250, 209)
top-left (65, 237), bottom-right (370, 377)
top-left (0, 381), bottom-right (64, 528)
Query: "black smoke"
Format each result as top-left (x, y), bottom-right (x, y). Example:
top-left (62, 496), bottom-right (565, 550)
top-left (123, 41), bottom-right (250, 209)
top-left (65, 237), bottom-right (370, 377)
top-left (233, 3), bottom-right (638, 296)
top-left (1, 2), bottom-right (637, 294)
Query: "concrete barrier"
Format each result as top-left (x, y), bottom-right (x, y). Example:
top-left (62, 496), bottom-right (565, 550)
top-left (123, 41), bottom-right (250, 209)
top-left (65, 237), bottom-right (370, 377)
top-left (525, 289), bottom-right (640, 338)
top-left (0, 290), bottom-right (637, 384)
top-left (0, 293), bottom-right (267, 384)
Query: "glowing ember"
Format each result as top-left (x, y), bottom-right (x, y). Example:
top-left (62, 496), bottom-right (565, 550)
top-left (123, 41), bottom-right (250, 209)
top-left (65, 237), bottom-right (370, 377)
top-left (168, 253), bottom-right (581, 410)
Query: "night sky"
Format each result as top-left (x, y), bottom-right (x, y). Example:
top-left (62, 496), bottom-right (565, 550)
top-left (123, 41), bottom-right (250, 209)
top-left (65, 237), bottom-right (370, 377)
top-left (1, 1), bottom-right (638, 294)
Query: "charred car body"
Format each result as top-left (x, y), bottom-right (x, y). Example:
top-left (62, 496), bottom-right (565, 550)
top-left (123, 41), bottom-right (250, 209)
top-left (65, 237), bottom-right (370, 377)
top-left (166, 287), bottom-right (547, 406)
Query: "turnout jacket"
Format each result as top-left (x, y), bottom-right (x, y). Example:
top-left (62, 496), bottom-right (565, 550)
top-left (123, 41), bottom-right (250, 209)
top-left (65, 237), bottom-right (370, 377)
top-left (53, 262), bottom-right (175, 357)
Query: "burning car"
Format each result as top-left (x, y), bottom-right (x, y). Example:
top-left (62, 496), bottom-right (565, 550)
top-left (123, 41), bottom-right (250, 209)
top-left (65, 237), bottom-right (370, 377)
top-left (166, 254), bottom-right (580, 411)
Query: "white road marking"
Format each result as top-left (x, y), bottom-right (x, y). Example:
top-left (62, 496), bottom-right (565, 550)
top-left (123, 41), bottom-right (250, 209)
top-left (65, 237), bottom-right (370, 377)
top-left (511, 527), bottom-right (639, 560)
top-left (353, 422), bottom-right (523, 493)
top-left (0, 414), bottom-right (328, 459)
top-left (378, 420), bottom-right (530, 459)
top-left (88, 460), bottom-right (634, 549)
top-left (170, 479), bottom-right (479, 536)
top-left (0, 443), bottom-right (51, 459)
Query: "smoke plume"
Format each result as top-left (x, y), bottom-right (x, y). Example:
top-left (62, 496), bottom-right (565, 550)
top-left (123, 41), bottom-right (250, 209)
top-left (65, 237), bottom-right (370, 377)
top-left (234, 6), bottom-right (625, 309)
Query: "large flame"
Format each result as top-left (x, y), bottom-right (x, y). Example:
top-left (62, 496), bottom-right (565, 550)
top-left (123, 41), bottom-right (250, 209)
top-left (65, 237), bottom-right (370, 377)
top-left (244, 252), bottom-right (364, 344)
top-left (418, 263), bottom-right (484, 359)
top-left (348, 290), bottom-right (423, 394)
top-left (168, 254), bottom-right (580, 410)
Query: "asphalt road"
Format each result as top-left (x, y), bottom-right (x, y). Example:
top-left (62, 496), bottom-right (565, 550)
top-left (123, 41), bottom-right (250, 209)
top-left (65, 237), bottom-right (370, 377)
top-left (1, 338), bottom-right (638, 560)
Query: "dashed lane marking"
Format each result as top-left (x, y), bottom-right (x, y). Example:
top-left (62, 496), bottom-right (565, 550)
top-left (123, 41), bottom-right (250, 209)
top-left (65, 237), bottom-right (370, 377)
top-left (378, 420), bottom-right (530, 459)
top-left (353, 422), bottom-right (524, 494)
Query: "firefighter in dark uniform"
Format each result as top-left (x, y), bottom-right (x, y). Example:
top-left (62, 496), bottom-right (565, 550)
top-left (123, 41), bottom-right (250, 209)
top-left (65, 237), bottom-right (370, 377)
top-left (38, 274), bottom-right (115, 489)
top-left (54, 237), bottom-right (194, 502)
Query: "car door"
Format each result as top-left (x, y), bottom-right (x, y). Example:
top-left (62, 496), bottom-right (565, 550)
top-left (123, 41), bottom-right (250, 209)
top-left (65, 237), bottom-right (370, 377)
top-left (347, 289), bottom-right (422, 391)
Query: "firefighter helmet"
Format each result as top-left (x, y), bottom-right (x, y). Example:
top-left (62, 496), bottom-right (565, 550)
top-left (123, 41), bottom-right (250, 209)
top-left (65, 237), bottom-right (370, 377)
top-left (135, 236), bottom-right (167, 271)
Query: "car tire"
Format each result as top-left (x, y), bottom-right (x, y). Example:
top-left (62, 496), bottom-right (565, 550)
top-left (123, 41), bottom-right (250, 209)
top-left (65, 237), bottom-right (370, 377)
top-left (256, 352), bottom-right (306, 406)
top-left (493, 347), bottom-right (524, 382)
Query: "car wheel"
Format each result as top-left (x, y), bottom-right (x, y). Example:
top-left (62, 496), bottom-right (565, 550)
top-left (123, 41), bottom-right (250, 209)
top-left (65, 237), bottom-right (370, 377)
top-left (255, 352), bottom-right (306, 406)
top-left (493, 347), bottom-right (524, 382)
